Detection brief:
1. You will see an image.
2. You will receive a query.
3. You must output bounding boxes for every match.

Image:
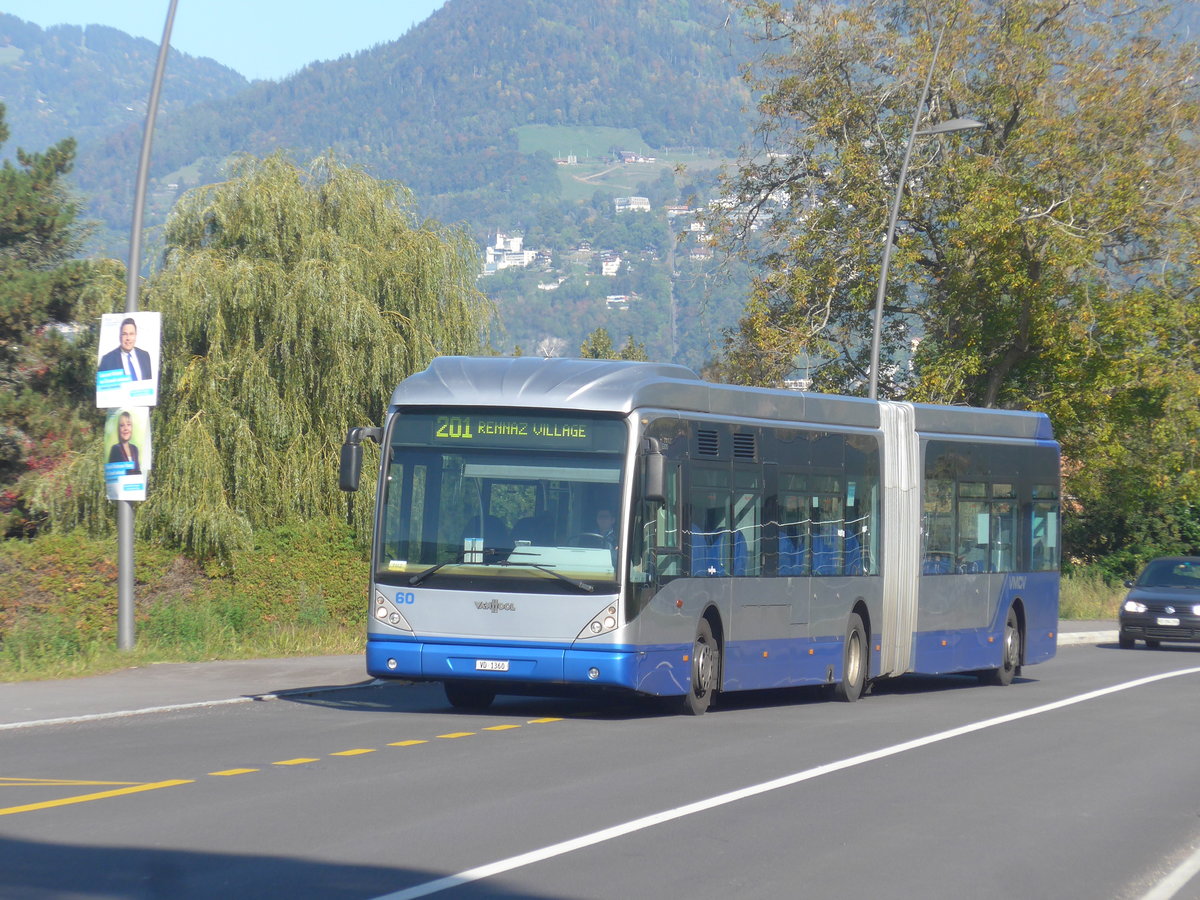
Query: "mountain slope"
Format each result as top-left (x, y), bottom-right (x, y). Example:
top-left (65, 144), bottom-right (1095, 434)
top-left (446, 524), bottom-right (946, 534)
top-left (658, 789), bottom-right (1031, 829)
top-left (0, 13), bottom-right (248, 159)
top-left (72, 0), bottom-right (753, 239)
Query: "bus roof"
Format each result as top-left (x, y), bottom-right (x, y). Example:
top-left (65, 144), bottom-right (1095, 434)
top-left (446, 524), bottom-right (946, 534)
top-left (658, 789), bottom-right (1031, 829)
top-left (390, 357), bottom-right (1054, 441)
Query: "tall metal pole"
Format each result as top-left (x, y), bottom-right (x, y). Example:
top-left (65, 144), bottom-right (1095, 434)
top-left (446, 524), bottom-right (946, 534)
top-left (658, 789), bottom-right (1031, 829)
top-left (867, 23), bottom-right (948, 401)
top-left (118, 0), bottom-right (179, 650)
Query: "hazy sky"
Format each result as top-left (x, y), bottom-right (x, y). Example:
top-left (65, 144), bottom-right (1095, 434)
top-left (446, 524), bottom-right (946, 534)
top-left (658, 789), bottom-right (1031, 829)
top-left (2, 1), bottom-right (448, 81)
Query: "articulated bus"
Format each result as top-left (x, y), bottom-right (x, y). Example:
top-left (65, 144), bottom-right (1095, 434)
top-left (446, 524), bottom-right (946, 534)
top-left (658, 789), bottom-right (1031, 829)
top-left (339, 356), bottom-right (1060, 714)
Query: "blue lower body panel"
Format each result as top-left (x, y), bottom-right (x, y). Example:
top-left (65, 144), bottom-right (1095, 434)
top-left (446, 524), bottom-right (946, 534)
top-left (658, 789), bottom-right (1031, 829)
top-left (367, 637), bottom-right (639, 691)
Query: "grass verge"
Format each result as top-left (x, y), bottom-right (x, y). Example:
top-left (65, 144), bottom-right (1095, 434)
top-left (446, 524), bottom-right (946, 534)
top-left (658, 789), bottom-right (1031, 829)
top-left (0, 520), bottom-right (367, 682)
top-left (1059, 569), bottom-right (1124, 620)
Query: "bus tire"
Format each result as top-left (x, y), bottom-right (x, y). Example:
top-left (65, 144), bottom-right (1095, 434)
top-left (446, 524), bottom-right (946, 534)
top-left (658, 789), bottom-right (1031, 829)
top-left (833, 613), bottom-right (867, 702)
top-left (682, 618), bottom-right (719, 715)
top-left (981, 606), bottom-right (1021, 686)
top-left (444, 681), bottom-right (496, 710)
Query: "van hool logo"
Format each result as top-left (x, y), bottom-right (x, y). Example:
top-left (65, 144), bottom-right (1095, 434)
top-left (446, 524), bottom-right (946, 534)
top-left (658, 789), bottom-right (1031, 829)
top-left (476, 599), bottom-right (516, 613)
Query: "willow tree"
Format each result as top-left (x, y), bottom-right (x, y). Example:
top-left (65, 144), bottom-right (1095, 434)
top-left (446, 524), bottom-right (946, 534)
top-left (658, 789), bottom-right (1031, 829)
top-left (711, 0), bottom-right (1199, 565)
top-left (123, 153), bottom-right (491, 557)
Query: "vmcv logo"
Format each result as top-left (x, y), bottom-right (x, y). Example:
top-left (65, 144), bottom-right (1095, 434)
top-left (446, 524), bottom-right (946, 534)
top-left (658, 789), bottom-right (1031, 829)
top-left (476, 599), bottom-right (517, 613)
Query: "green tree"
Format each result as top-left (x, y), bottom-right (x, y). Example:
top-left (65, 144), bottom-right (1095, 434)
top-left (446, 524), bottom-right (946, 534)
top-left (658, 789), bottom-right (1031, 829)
top-left (579, 327), bottom-right (617, 359)
top-left (42, 153), bottom-right (492, 558)
top-left (0, 104), bottom-right (121, 536)
top-left (579, 327), bottom-right (648, 361)
top-left (713, 0), bottom-right (1200, 564)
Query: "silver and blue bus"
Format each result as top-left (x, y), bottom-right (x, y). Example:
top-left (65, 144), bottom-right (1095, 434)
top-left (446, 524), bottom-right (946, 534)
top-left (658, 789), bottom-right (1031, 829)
top-left (339, 356), bottom-right (1060, 714)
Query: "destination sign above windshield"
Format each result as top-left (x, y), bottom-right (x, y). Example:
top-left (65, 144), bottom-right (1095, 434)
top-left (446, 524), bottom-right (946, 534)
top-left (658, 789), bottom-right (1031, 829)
top-left (393, 411), bottom-right (625, 451)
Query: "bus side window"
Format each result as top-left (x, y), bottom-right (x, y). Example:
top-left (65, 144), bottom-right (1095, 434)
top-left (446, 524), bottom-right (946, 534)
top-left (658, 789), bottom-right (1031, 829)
top-left (655, 463), bottom-right (681, 576)
top-left (689, 468), bottom-right (734, 576)
top-left (778, 493), bottom-right (808, 575)
top-left (733, 470), bottom-right (762, 577)
top-left (1029, 489), bottom-right (1059, 571)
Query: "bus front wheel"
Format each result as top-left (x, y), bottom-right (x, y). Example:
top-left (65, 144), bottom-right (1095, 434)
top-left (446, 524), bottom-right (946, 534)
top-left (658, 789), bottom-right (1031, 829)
top-left (682, 618), bottom-right (719, 715)
top-left (833, 613), bottom-right (867, 702)
top-left (445, 681), bottom-right (496, 710)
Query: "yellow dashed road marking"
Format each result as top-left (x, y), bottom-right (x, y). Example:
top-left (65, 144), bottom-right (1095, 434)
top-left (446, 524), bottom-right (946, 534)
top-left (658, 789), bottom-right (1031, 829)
top-left (0, 780), bottom-right (193, 817)
top-left (2, 710), bottom-right (565, 816)
top-left (0, 777), bottom-right (140, 787)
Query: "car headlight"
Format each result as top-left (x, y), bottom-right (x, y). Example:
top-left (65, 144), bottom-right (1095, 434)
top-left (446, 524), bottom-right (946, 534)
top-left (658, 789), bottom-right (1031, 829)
top-left (1192, 604), bottom-right (1200, 616)
top-left (1123, 599), bottom-right (1147, 614)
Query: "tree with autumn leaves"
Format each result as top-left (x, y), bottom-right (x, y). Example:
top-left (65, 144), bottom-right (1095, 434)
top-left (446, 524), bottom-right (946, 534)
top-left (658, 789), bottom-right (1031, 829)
top-left (711, 0), bottom-right (1199, 569)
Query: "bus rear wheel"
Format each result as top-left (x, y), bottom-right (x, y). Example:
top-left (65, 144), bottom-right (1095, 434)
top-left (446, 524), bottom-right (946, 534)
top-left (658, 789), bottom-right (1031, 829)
top-left (833, 613), bottom-right (867, 702)
top-left (682, 618), bottom-right (719, 715)
top-left (981, 607), bottom-right (1021, 686)
top-left (444, 681), bottom-right (496, 710)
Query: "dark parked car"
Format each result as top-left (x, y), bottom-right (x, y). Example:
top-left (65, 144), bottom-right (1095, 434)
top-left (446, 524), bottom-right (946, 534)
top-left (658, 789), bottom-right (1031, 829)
top-left (1118, 557), bottom-right (1200, 648)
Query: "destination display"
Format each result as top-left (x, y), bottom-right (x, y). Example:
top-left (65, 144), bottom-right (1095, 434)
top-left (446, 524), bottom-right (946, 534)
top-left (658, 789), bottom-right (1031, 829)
top-left (394, 411), bottom-right (624, 451)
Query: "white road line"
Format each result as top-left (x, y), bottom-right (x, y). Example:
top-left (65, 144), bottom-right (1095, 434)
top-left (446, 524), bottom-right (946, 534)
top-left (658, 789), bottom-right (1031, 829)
top-left (375, 666), bottom-right (1200, 900)
top-left (1142, 842), bottom-right (1200, 900)
top-left (0, 681), bottom-right (382, 731)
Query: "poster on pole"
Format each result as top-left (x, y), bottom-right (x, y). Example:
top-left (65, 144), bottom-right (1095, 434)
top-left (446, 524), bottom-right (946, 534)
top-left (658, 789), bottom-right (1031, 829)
top-left (96, 312), bottom-right (161, 408)
top-left (104, 408), bottom-right (152, 501)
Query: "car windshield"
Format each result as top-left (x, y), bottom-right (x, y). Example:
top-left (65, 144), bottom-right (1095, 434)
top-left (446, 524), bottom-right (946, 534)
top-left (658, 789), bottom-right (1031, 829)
top-left (1136, 559), bottom-right (1200, 588)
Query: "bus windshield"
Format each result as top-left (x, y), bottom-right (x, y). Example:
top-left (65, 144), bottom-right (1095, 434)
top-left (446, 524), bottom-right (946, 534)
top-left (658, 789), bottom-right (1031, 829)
top-left (375, 410), bottom-right (627, 591)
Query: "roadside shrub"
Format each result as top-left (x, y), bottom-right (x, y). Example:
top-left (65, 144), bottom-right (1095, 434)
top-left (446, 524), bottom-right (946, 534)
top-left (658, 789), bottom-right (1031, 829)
top-left (1059, 567), bottom-right (1123, 620)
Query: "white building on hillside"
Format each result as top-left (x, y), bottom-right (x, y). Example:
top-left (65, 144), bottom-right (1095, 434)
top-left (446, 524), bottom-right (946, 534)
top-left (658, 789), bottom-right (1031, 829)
top-left (614, 196), bottom-right (651, 213)
top-left (482, 232), bottom-right (539, 275)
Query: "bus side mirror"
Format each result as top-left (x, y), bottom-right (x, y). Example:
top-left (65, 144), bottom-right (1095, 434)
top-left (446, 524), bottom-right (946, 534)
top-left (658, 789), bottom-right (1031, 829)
top-left (339, 427), bottom-right (381, 492)
top-left (643, 437), bottom-right (665, 504)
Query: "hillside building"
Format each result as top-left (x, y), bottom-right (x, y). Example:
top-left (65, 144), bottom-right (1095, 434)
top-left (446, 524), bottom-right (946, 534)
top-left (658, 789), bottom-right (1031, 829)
top-left (614, 196), bottom-right (651, 213)
top-left (482, 232), bottom-right (539, 275)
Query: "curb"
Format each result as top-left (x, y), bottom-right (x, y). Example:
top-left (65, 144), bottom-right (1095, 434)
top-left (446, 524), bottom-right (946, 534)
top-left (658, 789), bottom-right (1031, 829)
top-left (1057, 630), bottom-right (1117, 647)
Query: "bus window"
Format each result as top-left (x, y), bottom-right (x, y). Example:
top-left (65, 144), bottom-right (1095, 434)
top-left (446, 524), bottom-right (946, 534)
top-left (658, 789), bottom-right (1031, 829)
top-left (990, 499), bottom-right (1017, 572)
top-left (733, 469), bottom-right (762, 576)
top-left (653, 462), bottom-right (681, 578)
top-left (923, 478), bottom-right (955, 574)
top-left (810, 476), bottom-right (845, 575)
top-left (778, 490), bottom-right (809, 575)
top-left (957, 482), bottom-right (988, 573)
top-left (1030, 484), bottom-right (1059, 571)
top-left (690, 468), bottom-right (739, 576)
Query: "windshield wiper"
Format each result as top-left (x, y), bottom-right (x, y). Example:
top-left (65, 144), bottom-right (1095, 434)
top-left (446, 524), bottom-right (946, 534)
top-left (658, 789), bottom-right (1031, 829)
top-left (499, 557), bottom-right (595, 592)
top-left (408, 548), bottom-right (511, 585)
top-left (408, 558), bottom-right (461, 586)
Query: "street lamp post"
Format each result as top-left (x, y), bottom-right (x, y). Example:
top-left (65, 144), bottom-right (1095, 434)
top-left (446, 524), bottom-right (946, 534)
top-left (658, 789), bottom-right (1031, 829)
top-left (117, 0), bottom-right (178, 650)
top-left (866, 24), bottom-right (983, 401)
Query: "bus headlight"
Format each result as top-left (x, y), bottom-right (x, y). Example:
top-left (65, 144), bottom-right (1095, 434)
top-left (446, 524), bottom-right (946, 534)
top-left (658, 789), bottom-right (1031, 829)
top-left (577, 603), bottom-right (619, 639)
top-left (373, 590), bottom-right (413, 632)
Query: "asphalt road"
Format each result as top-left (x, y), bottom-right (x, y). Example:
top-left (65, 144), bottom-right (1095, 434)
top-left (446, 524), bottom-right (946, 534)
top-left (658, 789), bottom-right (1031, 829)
top-left (3, 633), bottom-right (1199, 900)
